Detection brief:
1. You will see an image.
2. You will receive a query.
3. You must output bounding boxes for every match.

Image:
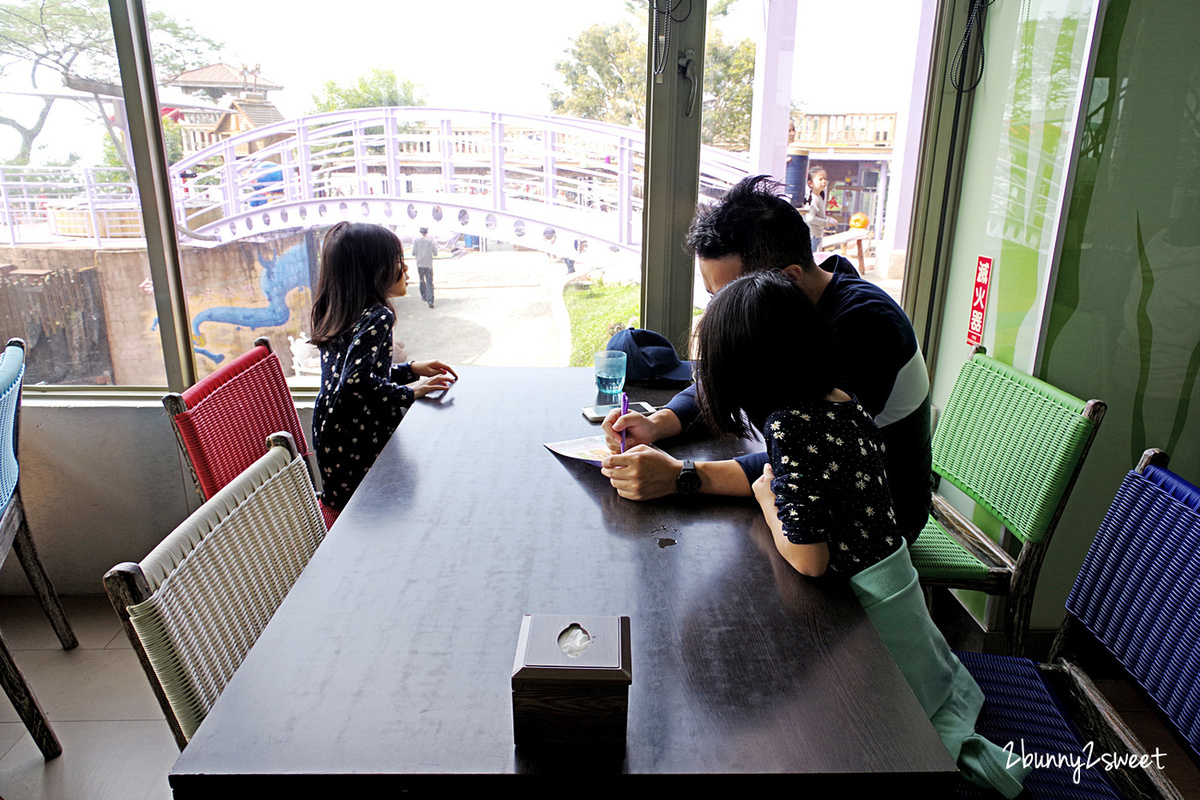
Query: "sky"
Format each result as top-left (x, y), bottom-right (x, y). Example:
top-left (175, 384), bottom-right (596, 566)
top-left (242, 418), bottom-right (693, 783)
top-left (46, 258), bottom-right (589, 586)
top-left (0, 0), bottom-right (925, 165)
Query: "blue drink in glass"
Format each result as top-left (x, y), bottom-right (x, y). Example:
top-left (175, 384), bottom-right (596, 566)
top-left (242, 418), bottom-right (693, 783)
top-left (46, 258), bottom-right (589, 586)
top-left (594, 351), bottom-right (627, 395)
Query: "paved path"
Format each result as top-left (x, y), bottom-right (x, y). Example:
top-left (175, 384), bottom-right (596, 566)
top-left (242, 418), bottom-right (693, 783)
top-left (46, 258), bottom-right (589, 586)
top-left (392, 248), bottom-right (575, 368)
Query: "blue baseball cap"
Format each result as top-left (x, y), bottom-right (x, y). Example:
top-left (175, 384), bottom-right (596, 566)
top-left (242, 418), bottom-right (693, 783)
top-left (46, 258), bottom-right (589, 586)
top-left (605, 328), bottom-right (694, 383)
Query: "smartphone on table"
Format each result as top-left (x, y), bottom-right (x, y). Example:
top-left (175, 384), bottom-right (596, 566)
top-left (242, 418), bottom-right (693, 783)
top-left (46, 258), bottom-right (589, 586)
top-left (582, 401), bottom-right (656, 423)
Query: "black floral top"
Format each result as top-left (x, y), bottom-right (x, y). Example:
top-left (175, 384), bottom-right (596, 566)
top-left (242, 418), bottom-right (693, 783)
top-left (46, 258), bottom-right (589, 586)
top-left (765, 398), bottom-right (902, 577)
top-left (313, 304), bottom-right (416, 510)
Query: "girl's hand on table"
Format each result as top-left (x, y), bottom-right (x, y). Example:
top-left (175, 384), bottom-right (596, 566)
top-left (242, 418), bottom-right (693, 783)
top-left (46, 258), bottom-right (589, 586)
top-left (752, 463), bottom-right (782, 530)
top-left (755, 463), bottom-right (829, 577)
top-left (412, 373), bottom-right (455, 398)
top-left (411, 359), bottom-right (458, 380)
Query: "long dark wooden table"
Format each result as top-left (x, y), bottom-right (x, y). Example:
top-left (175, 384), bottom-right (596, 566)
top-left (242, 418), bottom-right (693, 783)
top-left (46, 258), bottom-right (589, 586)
top-left (170, 367), bottom-right (956, 793)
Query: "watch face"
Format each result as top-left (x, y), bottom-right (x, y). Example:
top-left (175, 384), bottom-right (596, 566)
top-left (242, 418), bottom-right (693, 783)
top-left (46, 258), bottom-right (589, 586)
top-left (677, 462), bottom-right (701, 495)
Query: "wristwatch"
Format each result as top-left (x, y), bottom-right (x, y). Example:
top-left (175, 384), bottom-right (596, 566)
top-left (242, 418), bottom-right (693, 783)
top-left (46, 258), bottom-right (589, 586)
top-left (676, 459), bottom-right (701, 495)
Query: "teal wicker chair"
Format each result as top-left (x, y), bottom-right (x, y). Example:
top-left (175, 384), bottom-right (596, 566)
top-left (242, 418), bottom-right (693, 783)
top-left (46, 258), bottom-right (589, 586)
top-left (0, 338), bottom-right (76, 760)
top-left (910, 348), bottom-right (1105, 656)
top-left (103, 433), bottom-right (325, 749)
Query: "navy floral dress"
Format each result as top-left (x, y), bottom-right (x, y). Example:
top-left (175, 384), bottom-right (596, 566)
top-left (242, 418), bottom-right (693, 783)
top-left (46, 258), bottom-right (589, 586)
top-left (313, 304), bottom-right (416, 509)
top-left (765, 398), bottom-right (902, 577)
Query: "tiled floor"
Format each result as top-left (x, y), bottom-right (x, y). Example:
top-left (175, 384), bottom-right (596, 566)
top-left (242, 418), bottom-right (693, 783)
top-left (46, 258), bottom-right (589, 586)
top-left (0, 596), bottom-right (176, 800)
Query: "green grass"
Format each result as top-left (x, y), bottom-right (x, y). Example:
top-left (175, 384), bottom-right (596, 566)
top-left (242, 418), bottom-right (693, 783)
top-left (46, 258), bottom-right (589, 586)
top-left (563, 281), bottom-right (641, 366)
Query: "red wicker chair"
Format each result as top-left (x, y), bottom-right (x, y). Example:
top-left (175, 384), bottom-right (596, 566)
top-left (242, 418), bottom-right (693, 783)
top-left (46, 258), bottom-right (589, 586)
top-left (163, 338), bottom-right (339, 528)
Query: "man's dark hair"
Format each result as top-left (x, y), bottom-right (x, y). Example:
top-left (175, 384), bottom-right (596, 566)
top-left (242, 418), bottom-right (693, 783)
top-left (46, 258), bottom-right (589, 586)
top-left (695, 271), bottom-right (838, 439)
top-left (686, 175), bottom-right (814, 272)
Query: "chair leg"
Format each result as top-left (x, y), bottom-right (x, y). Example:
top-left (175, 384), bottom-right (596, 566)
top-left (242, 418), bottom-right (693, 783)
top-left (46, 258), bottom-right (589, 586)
top-left (11, 495), bottom-right (77, 650)
top-left (0, 629), bottom-right (62, 760)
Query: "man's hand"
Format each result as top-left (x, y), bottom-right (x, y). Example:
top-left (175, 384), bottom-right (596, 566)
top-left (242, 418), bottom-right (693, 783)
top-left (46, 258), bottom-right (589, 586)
top-left (601, 408), bottom-right (683, 454)
top-left (601, 445), bottom-right (682, 500)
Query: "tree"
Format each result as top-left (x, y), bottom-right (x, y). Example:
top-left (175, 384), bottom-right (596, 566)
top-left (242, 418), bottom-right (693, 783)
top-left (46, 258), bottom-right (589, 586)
top-left (96, 116), bottom-right (183, 184)
top-left (309, 68), bottom-right (426, 113)
top-left (548, 11), bottom-right (756, 150)
top-left (0, 0), bottom-right (220, 164)
top-left (700, 30), bottom-right (755, 150)
top-left (549, 21), bottom-right (646, 129)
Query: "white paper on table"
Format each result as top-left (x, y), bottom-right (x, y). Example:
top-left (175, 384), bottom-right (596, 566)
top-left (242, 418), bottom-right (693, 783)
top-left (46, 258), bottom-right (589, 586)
top-left (543, 435), bottom-right (613, 465)
top-left (543, 435), bottom-right (668, 466)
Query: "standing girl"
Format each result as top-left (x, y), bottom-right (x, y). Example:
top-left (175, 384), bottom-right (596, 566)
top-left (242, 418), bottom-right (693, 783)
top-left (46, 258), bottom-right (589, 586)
top-left (694, 271), bottom-right (1028, 798)
top-left (801, 166), bottom-right (833, 253)
top-left (310, 222), bottom-right (457, 510)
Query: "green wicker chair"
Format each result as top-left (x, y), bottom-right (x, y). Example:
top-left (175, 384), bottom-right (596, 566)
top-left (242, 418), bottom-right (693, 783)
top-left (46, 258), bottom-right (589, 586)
top-left (103, 433), bottom-right (325, 749)
top-left (910, 348), bottom-right (1105, 657)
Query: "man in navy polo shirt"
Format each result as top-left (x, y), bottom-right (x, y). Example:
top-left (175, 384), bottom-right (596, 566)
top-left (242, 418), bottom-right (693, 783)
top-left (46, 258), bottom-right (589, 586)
top-left (601, 175), bottom-right (932, 544)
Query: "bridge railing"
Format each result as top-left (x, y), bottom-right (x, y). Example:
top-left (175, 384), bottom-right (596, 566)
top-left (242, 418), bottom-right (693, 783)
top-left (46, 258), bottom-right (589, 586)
top-left (2, 109), bottom-right (747, 251)
top-left (168, 108), bottom-right (657, 250)
top-left (0, 165), bottom-right (140, 247)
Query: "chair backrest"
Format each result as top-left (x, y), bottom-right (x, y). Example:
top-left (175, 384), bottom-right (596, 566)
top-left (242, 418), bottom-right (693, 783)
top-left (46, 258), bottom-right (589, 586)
top-left (104, 433), bottom-right (325, 748)
top-left (0, 339), bottom-right (24, 508)
top-left (1065, 458), bottom-right (1200, 761)
top-left (164, 339), bottom-right (309, 501)
top-left (932, 351), bottom-right (1101, 544)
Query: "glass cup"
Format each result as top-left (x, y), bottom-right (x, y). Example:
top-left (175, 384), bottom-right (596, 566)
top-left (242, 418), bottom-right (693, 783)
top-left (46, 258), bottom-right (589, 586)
top-left (594, 351), bottom-right (627, 395)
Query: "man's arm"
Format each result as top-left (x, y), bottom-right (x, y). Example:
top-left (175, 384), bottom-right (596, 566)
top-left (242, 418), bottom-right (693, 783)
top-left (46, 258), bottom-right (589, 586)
top-left (600, 446), bottom-right (752, 500)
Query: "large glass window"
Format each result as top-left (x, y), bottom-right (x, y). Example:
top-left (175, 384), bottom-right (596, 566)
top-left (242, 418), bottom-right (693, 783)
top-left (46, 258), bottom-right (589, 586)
top-left (0, 0), bottom-right (171, 385)
top-left (697, 0), bottom-right (933, 316)
top-left (142, 0), bottom-right (652, 382)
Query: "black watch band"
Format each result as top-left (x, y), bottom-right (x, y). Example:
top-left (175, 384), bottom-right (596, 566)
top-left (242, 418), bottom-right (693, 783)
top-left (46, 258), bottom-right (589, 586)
top-left (676, 459), bottom-right (701, 495)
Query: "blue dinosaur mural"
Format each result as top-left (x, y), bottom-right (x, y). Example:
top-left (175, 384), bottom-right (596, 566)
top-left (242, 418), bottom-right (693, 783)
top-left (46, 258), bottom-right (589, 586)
top-left (191, 241), bottom-right (311, 365)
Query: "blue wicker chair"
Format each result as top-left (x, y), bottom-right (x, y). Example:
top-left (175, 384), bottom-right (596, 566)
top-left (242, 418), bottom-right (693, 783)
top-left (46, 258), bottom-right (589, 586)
top-left (953, 449), bottom-right (1198, 799)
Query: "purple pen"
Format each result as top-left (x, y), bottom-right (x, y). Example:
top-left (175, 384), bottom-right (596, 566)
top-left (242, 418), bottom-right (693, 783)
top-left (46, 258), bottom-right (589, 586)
top-left (620, 392), bottom-right (629, 453)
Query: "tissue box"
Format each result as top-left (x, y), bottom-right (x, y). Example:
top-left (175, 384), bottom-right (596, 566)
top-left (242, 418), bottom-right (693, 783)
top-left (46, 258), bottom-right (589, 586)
top-left (511, 614), bottom-right (632, 748)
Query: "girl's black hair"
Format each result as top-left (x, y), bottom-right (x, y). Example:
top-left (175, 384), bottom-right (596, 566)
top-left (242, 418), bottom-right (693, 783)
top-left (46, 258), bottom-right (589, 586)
top-left (696, 271), bottom-right (840, 438)
top-left (310, 222), bottom-right (404, 345)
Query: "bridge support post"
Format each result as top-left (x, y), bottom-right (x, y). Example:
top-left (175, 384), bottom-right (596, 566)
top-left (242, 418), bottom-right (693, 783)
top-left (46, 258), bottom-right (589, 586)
top-left (639, 0), bottom-right (707, 353)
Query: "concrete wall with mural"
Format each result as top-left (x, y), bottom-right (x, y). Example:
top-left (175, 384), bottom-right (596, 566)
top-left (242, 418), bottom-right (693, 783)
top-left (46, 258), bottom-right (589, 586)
top-left (181, 232), bottom-right (316, 380)
top-left (0, 230), bottom-right (317, 386)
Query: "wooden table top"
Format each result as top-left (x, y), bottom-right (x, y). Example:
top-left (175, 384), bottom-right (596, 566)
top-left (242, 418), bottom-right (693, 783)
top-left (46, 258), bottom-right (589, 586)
top-left (170, 367), bottom-right (955, 792)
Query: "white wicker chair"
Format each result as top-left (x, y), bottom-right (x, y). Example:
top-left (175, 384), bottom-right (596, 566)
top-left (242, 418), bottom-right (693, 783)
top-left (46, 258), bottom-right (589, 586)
top-left (104, 433), bottom-right (325, 748)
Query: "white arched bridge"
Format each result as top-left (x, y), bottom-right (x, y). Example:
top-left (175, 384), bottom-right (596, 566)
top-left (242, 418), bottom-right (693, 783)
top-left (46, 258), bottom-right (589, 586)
top-left (0, 108), bottom-right (751, 257)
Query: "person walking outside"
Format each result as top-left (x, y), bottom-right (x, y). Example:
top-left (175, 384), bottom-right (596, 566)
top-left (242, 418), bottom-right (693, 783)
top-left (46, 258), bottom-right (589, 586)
top-left (412, 227), bottom-right (438, 308)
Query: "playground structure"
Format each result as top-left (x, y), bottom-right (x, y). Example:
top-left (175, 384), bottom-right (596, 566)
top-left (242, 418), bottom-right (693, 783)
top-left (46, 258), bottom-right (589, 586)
top-left (0, 108), bottom-right (750, 260)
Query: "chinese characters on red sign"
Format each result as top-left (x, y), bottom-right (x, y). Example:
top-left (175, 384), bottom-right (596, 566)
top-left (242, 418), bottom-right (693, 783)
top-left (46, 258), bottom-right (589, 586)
top-left (967, 256), bottom-right (993, 347)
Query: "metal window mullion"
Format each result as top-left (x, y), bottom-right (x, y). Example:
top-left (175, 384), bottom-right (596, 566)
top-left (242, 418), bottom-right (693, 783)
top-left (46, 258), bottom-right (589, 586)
top-left (108, 0), bottom-right (195, 391)
top-left (640, 0), bottom-right (707, 351)
top-left (899, 0), bottom-right (976, 382)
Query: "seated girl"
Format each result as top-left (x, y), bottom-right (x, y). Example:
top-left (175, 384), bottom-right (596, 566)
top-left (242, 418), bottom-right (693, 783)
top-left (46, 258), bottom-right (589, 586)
top-left (694, 271), bottom-right (1028, 797)
top-left (309, 222), bottom-right (457, 510)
